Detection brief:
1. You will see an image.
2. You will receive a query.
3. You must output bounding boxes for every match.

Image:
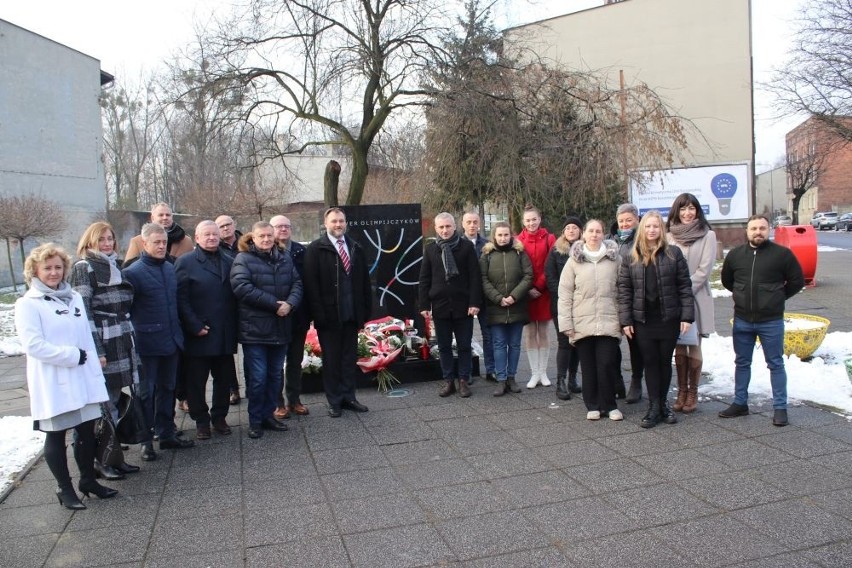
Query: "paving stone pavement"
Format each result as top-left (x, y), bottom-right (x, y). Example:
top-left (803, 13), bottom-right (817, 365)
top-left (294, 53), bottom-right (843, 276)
top-left (1, 249), bottom-right (851, 567)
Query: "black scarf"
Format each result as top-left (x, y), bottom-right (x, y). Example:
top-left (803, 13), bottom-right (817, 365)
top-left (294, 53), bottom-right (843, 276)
top-left (435, 232), bottom-right (461, 282)
top-left (166, 223), bottom-right (186, 253)
top-left (494, 238), bottom-right (515, 253)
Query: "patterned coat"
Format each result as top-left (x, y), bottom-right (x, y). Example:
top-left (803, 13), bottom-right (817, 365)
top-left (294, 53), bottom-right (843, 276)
top-left (69, 253), bottom-right (140, 391)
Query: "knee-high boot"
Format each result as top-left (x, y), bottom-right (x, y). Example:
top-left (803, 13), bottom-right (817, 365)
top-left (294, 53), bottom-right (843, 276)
top-left (74, 423), bottom-right (118, 499)
top-left (673, 354), bottom-right (689, 412)
top-left (538, 346), bottom-right (551, 386)
top-left (682, 357), bottom-right (702, 413)
top-left (44, 431), bottom-right (85, 510)
top-left (526, 349), bottom-right (540, 388)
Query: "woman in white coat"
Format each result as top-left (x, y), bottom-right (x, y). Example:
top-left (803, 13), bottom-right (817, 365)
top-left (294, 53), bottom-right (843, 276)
top-left (15, 243), bottom-right (118, 510)
top-left (666, 193), bottom-right (717, 413)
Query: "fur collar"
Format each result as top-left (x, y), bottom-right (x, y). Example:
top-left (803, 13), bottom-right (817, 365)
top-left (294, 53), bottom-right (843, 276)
top-left (569, 239), bottom-right (619, 263)
top-left (553, 235), bottom-right (576, 256)
top-left (481, 239), bottom-right (525, 255)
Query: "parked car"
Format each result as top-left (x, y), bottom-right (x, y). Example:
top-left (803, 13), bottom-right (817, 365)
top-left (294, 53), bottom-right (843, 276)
top-left (811, 211), bottom-right (838, 230)
top-left (773, 215), bottom-right (792, 227)
top-left (836, 213), bottom-right (852, 231)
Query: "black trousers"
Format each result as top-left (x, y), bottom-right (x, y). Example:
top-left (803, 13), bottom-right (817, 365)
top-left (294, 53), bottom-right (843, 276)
top-left (183, 353), bottom-right (236, 425)
top-left (552, 319), bottom-right (580, 378)
top-left (575, 336), bottom-right (620, 412)
top-left (634, 322), bottom-right (679, 402)
top-left (317, 322), bottom-right (360, 408)
top-left (279, 320), bottom-right (310, 406)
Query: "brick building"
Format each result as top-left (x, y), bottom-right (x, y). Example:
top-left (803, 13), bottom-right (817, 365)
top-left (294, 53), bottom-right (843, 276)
top-left (785, 117), bottom-right (852, 223)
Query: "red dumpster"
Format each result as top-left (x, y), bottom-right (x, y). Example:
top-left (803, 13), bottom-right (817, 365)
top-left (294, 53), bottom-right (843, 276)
top-left (774, 225), bottom-right (817, 286)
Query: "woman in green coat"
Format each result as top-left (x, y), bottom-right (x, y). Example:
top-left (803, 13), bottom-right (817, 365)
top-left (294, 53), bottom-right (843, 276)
top-left (480, 222), bottom-right (534, 396)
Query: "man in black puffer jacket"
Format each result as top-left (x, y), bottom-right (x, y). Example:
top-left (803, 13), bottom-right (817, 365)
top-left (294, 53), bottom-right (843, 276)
top-left (231, 222), bottom-right (303, 439)
top-left (720, 215), bottom-right (804, 427)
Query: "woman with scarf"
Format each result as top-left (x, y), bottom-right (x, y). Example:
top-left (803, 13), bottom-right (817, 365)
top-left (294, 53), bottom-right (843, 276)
top-left (517, 205), bottom-right (556, 389)
top-left (618, 211), bottom-right (694, 428)
top-left (418, 213), bottom-right (482, 398)
top-left (70, 222), bottom-right (141, 478)
top-left (15, 243), bottom-right (118, 509)
top-left (558, 220), bottom-right (623, 421)
top-left (480, 222), bottom-right (533, 396)
top-left (666, 193), bottom-right (717, 413)
top-left (612, 203), bottom-right (642, 402)
top-left (545, 216), bottom-right (584, 399)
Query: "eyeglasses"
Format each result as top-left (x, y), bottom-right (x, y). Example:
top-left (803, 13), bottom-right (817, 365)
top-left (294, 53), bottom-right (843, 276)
top-left (273, 224), bottom-right (291, 230)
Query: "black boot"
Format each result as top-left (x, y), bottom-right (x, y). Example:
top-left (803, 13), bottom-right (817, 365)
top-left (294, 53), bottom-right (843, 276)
top-left (625, 377), bottom-right (642, 404)
top-left (438, 380), bottom-right (456, 397)
top-left (556, 377), bottom-right (571, 400)
top-left (640, 400), bottom-right (662, 429)
top-left (44, 431), bottom-right (85, 510)
top-left (56, 486), bottom-right (86, 510)
top-left (660, 399), bottom-right (678, 424)
top-left (74, 437), bottom-right (118, 500)
top-left (614, 378), bottom-right (626, 400)
top-left (505, 376), bottom-right (522, 393)
top-left (94, 460), bottom-right (125, 481)
top-left (567, 373), bottom-right (582, 393)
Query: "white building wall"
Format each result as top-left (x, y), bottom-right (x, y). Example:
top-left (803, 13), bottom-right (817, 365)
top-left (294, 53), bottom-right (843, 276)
top-left (0, 20), bottom-right (108, 285)
top-left (505, 0), bottom-right (754, 168)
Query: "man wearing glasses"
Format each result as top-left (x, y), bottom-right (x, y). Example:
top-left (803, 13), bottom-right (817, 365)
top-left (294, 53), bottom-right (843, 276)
top-left (215, 215), bottom-right (242, 259)
top-left (270, 215), bottom-right (311, 419)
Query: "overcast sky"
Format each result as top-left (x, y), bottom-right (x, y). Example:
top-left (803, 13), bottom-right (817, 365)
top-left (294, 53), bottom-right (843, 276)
top-left (1, 0), bottom-right (803, 170)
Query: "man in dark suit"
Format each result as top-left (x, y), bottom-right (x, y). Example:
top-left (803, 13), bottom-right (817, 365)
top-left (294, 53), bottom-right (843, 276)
top-left (303, 208), bottom-right (374, 417)
top-left (462, 211), bottom-right (495, 383)
top-left (175, 220), bottom-right (239, 440)
top-left (123, 223), bottom-right (195, 461)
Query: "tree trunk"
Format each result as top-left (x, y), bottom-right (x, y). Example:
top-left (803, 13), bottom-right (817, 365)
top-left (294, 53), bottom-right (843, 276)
top-left (791, 195), bottom-right (802, 225)
top-left (346, 150), bottom-right (369, 206)
top-left (5, 240), bottom-right (18, 293)
top-left (324, 160), bottom-right (341, 207)
top-left (18, 240), bottom-right (28, 290)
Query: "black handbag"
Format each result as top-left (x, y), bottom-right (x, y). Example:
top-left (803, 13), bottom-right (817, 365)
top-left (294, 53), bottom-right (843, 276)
top-left (116, 385), bottom-right (149, 445)
top-left (94, 405), bottom-right (123, 466)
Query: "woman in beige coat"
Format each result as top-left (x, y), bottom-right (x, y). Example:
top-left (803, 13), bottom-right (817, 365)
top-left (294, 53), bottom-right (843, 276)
top-left (666, 193), bottom-right (717, 413)
top-left (557, 220), bottom-right (623, 421)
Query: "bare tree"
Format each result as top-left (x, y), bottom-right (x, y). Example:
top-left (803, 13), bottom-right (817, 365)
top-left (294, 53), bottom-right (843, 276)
top-left (0, 194), bottom-right (68, 290)
top-left (771, 0), bottom-right (852, 142)
top-left (425, 1), bottom-right (690, 225)
top-left (205, 0), bottom-right (451, 206)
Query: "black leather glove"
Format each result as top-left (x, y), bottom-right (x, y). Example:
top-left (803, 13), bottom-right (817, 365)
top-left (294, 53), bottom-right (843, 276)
top-left (78, 349), bottom-right (87, 365)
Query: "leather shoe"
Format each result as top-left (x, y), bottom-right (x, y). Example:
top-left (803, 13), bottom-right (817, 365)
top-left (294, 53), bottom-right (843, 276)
top-left (288, 402), bottom-right (310, 416)
top-left (159, 437), bottom-right (195, 449)
top-left (328, 406), bottom-right (342, 418)
top-left (341, 399), bottom-right (369, 412)
top-left (196, 424), bottom-right (211, 440)
top-left (261, 418), bottom-right (289, 431)
top-left (718, 403), bottom-right (749, 418)
top-left (140, 445), bottom-right (157, 462)
top-left (115, 462), bottom-right (140, 474)
top-left (212, 418), bottom-right (232, 435)
top-left (94, 461), bottom-right (125, 481)
top-left (229, 391), bottom-right (241, 405)
top-left (485, 373), bottom-right (497, 382)
top-left (247, 425), bottom-right (263, 439)
top-left (772, 408), bottom-right (788, 427)
top-left (274, 406), bottom-right (290, 419)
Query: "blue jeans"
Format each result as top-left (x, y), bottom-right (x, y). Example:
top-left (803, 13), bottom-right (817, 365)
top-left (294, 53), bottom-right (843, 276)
top-left (139, 352), bottom-right (179, 441)
top-left (477, 313), bottom-right (495, 374)
top-left (490, 322), bottom-right (524, 381)
top-left (732, 317), bottom-right (787, 409)
top-left (434, 316), bottom-right (474, 380)
top-left (243, 344), bottom-right (288, 426)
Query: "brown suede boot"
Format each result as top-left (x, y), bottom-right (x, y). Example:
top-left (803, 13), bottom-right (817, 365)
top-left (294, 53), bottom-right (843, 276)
top-left (438, 380), bottom-right (456, 398)
top-left (673, 354), bottom-right (689, 412)
top-left (458, 379), bottom-right (472, 398)
top-left (682, 358), bottom-right (702, 413)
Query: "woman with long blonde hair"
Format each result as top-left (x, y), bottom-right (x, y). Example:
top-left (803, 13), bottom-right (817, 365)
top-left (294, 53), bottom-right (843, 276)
top-left (618, 211), bottom-right (694, 428)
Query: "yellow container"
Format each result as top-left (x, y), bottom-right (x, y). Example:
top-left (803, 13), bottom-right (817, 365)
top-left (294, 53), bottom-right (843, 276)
top-left (731, 313), bottom-right (830, 360)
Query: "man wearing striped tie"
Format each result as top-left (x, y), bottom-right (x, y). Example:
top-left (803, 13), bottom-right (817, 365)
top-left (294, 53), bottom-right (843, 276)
top-left (303, 208), bottom-right (374, 417)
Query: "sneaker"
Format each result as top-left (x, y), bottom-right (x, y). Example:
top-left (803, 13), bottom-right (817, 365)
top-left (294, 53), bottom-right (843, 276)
top-left (718, 403), bottom-right (749, 418)
top-left (587, 410), bottom-right (601, 420)
top-left (609, 409), bottom-right (624, 421)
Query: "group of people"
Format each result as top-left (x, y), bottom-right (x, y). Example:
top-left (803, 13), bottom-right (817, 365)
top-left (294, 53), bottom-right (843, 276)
top-left (16, 204), bottom-right (374, 510)
top-left (17, 194), bottom-right (804, 511)
top-left (420, 196), bottom-right (804, 431)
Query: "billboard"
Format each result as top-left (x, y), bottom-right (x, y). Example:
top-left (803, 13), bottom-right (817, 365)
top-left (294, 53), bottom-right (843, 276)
top-left (629, 163), bottom-right (751, 222)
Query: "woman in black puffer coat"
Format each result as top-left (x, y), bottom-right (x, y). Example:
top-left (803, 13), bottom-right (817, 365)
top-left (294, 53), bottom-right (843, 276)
top-left (618, 211), bottom-right (694, 429)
